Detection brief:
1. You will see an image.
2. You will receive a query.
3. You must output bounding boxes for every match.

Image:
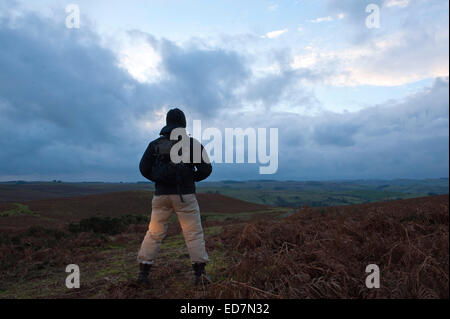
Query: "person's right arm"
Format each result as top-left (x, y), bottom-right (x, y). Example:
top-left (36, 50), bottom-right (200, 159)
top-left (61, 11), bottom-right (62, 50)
top-left (139, 142), bottom-right (154, 181)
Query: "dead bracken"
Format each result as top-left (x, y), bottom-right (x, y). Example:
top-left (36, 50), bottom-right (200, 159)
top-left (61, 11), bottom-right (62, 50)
top-left (0, 194), bottom-right (448, 299)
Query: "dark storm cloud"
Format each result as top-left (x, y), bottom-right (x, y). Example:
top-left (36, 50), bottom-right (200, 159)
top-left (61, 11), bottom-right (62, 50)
top-left (0, 6), bottom-right (447, 181)
top-left (0, 16), bottom-right (131, 143)
top-left (208, 77), bottom-right (449, 180)
top-left (0, 11), bottom-right (249, 179)
top-left (0, 10), bottom-right (312, 180)
top-left (159, 38), bottom-right (250, 117)
top-left (243, 68), bottom-right (321, 111)
top-left (312, 119), bottom-right (361, 147)
top-left (136, 31), bottom-right (320, 117)
top-left (0, 12), bottom-right (140, 177)
top-left (277, 77), bottom-right (449, 179)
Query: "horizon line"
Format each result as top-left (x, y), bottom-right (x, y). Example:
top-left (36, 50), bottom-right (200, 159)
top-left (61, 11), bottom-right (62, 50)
top-left (0, 177), bottom-right (448, 184)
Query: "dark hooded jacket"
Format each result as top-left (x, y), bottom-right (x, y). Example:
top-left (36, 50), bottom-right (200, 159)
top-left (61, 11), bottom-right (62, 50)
top-left (139, 109), bottom-right (212, 195)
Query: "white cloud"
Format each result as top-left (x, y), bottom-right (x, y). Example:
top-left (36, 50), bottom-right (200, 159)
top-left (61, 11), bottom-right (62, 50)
top-left (291, 51), bottom-right (320, 69)
top-left (118, 39), bottom-right (162, 83)
top-left (268, 4), bottom-right (278, 11)
top-left (308, 16), bottom-right (333, 23)
top-left (291, 30), bottom-right (449, 86)
top-left (337, 13), bottom-right (345, 20)
top-left (261, 28), bottom-right (288, 39)
top-left (384, 0), bottom-right (410, 8)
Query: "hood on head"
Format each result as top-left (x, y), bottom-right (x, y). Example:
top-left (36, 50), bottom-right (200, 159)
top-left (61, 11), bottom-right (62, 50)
top-left (160, 107), bottom-right (187, 136)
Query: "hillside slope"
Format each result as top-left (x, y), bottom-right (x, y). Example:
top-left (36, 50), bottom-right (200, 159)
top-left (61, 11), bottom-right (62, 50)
top-left (209, 194), bottom-right (449, 298)
top-left (0, 191), bottom-right (269, 232)
top-left (0, 195), bottom-right (447, 299)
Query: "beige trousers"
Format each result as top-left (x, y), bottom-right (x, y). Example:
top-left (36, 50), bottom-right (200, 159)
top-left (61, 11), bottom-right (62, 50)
top-left (137, 194), bottom-right (209, 264)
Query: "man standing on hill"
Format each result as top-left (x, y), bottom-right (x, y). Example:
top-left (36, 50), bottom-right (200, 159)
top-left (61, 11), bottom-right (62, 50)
top-left (137, 108), bottom-right (212, 287)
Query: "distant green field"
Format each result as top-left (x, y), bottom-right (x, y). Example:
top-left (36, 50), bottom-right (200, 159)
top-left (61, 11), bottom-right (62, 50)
top-left (195, 178), bottom-right (449, 207)
top-left (195, 187), bottom-right (421, 207)
top-left (0, 178), bottom-right (448, 207)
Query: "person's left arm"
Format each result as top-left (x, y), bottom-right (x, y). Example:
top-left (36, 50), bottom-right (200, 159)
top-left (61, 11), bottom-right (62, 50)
top-left (191, 139), bottom-right (212, 182)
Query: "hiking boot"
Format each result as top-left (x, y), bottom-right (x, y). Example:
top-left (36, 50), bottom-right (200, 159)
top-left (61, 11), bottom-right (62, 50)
top-left (137, 263), bottom-right (152, 287)
top-left (192, 263), bottom-right (211, 287)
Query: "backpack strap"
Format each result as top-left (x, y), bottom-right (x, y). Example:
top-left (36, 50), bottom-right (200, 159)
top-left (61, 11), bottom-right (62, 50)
top-left (155, 136), bottom-right (185, 202)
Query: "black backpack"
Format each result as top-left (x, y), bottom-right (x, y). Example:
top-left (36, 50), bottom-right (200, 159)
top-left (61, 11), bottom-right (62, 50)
top-left (151, 136), bottom-right (192, 201)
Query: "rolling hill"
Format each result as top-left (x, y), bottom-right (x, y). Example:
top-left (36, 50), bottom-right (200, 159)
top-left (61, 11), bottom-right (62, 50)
top-left (0, 190), bottom-right (270, 233)
top-left (0, 193), bottom-right (447, 299)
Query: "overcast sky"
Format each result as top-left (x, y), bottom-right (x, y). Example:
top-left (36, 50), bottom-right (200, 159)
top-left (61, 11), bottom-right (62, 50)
top-left (0, 0), bottom-right (448, 181)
